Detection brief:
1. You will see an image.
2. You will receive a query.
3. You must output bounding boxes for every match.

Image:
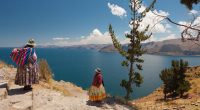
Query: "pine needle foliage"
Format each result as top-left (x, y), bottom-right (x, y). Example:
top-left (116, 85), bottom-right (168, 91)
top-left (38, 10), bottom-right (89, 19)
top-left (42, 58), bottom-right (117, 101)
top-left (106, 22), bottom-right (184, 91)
top-left (180, 0), bottom-right (200, 10)
top-left (109, 0), bottom-right (156, 100)
top-left (160, 59), bottom-right (191, 100)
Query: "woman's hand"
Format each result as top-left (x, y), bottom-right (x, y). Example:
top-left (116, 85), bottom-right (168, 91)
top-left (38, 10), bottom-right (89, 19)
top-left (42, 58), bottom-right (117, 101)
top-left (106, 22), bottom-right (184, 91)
top-left (13, 48), bottom-right (19, 52)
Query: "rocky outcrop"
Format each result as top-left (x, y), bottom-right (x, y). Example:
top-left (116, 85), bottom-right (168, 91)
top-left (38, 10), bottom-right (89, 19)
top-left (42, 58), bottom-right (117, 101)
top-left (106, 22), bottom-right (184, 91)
top-left (0, 62), bottom-right (133, 110)
top-left (0, 88), bottom-right (7, 100)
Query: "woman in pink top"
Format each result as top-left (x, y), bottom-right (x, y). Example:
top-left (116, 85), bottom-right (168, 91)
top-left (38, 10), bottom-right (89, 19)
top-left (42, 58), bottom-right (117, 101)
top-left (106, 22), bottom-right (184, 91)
top-left (88, 68), bottom-right (106, 102)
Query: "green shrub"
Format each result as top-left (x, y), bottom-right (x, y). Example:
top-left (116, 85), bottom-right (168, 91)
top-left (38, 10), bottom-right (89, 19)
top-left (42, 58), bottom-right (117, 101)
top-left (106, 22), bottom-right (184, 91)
top-left (160, 59), bottom-right (191, 99)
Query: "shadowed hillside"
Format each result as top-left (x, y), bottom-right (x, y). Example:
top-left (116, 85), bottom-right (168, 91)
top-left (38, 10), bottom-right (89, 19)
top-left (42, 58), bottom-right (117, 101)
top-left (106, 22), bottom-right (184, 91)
top-left (100, 39), bottom-right (200, 56)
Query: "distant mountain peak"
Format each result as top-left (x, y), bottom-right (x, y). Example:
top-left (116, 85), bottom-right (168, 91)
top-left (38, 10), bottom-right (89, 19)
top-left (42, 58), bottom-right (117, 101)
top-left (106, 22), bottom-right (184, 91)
top-left (100, 38), bottom-right (200, 56)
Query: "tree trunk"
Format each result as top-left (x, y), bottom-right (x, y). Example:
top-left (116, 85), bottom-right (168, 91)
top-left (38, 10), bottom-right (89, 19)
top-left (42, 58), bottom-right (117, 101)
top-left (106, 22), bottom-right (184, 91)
top-left (180, 92), bottom-right (183, 98)
top-left (125, 60), bottom-right (134, 100)
top-left (164, 93), bottom-right (167, 100)
top-left (125, 90), bottom-right (130, 100)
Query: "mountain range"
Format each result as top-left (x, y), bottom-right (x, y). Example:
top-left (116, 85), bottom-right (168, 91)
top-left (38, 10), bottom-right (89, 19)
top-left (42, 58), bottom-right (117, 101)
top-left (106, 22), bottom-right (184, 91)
top-left (99, 39), bottom-right (200, 56)
top-left (38, 39), bottom-right (200, 56)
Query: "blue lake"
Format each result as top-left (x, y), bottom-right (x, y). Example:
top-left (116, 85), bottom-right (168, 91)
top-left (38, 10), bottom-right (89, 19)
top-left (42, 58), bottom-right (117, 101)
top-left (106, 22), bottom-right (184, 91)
top-left (1, 47), bottom-right (200, 99)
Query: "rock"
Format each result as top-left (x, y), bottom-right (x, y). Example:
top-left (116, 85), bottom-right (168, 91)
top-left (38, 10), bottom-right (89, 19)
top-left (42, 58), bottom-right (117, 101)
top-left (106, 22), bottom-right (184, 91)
top-left (47, 97), bottom-right (53, 101)
top-left (172, 107), bottom-right (178, 109)
top-left (0, 63), bottom-right (4, 69)
top-left (0, 101), bottom-right (10, 110)
top-left (188, 96), bottom-right (192, 99)
top-left (0, 65), bottom-right (132, 110)
top-left (180, 105), bottom-right (185, 108)
top-left (0, 88), bottom-right (7, 100)
top-left (191, 103), bottom-right (195, 105)
top-left (12, 101), bottom-right (32, 110)
top-left (0, 81), bottom-right (8, 90)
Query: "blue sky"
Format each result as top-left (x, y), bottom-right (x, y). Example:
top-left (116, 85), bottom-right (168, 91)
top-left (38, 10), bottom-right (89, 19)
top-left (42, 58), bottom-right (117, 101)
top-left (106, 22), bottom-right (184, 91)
top-left (0, 0), bottom-right (199, 47)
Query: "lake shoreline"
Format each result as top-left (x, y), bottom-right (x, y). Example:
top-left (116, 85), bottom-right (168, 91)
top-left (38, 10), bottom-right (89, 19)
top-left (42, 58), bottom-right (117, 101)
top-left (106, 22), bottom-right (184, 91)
top-left (2, 46), bottom-right (200, 56)
top-left (1, 47), bottom-right (200, 100)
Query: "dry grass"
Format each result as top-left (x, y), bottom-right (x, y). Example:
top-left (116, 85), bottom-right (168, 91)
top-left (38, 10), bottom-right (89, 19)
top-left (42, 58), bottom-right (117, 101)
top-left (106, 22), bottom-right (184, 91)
top-left (37, 59), bottom-right (72, 96)
top-left (36, 81), bottom-right (71, 96)
top-left (0, 61), bottom-right (5, 69)
top-left (186, 66), bottom-right (200, 78)
top-left (1, 59), bottom-right (83, 97)
top-left (130, 66), bottom-right (200, 110)
top-left (38, 59), bottom-right (54, 83)
top-left (52, 83), bottom-right (71, 96)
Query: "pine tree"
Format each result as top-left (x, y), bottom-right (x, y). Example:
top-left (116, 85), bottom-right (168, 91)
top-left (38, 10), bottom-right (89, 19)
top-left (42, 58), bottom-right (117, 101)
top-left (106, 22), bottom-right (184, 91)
top-left (171, 60), bottom-right (180, 95)
top-left (177, 80), bottom-right (191, 97)
top-left (159, 68), bottom-right (173, 100)
top-left (176, 59), bottom-right (191, 97)
top-left (160, 59), bottom-right (191, 99)
top-left (109, 0), bottom-right (156, 100)
top-left (180, 0), bottom-right (200, 9)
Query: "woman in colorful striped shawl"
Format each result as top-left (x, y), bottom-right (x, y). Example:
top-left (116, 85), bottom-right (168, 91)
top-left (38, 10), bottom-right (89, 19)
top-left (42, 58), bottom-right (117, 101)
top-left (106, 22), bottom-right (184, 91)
top-left (88, 68), bottom-right (106, 102)
top-left (12, 39), bottom-right (39, 90)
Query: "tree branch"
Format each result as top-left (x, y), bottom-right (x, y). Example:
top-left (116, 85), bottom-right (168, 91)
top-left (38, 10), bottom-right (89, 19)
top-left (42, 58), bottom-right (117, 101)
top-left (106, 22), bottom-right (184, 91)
top-left (152, 11), bottom-right (200, 31)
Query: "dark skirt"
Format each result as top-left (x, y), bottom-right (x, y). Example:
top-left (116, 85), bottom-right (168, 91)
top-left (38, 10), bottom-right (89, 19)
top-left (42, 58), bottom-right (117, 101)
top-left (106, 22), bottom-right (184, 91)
top-left (15, 63), bottom-right (39, 86)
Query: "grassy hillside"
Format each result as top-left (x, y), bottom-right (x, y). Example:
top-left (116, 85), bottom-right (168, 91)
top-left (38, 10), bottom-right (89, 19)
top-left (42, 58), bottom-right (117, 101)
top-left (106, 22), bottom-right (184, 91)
top-left (129, 66), bottom-right (200, 110)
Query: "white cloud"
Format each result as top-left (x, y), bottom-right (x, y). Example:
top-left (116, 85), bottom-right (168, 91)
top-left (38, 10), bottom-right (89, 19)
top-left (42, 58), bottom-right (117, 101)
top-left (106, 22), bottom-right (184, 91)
top-left (128, 3), bottom-right (171, 34)
top-left (106, 2), bottom-right (176, 43)
top-left (144, 34), bottom-right (178, 43)
top-left (189, 10), bottom-right (199, 15)
top-left (79, 29), bottom-right (112, 45)
top-left (143, 10), bottom-right (170, 33)
top-left (51, 29), bottom-right (113, 46)
top-left (178, 21), bottom-right (190, 32)
top-left (124, 31), bottom-right (129, 35)
top-left (80, 36), bottom-right (85, 39)
top-left (52, 37), bottom-right (70, 41)
top-left (159, 34), bottom-right (177, 41)
top-left (108, 3), bottom-right (127, 18)
top-left (121, 38), bottom-right (130, 44)
top-left (165, 24), bottom-right (171, 28)
top-left (51, 29), bottom-right (179, 46)
top-left (178, 16), bottom-right (200, 38)
top-left (193, 16), bottom-right (200, 27)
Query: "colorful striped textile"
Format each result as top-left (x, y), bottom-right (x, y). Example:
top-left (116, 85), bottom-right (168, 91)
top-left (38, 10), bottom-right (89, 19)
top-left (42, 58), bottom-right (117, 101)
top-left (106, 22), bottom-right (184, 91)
top-left (10, 47), bottom-right (35, 66)
top-left (88, 84), bottom-right (106, 101)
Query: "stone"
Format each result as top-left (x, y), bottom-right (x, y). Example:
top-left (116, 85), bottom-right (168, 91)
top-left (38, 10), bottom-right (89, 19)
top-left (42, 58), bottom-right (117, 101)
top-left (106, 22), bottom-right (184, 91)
top-left (172, 107), bottom-right (178, 109)
top-left (0, 81), bottom-right (8, 90)
top-left (180, 105), bottom-right (185, 108)
top-left (0, 88), bottom-right (7, 100)
top-left (191, 103), bottom-right (195, 105)
top-left (0, 101), bottom-right (10, 110)
top-left (12, 101), bottom-right (32, 110)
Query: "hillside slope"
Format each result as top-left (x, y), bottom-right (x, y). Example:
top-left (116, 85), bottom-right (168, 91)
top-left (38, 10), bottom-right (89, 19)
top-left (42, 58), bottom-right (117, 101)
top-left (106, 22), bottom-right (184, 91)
top-left (0, 62), bottom-right (133, 110)
top-left (100, 39), bottom-right (200, 56)
top-left (129, 66), bottom-right (200, 110)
